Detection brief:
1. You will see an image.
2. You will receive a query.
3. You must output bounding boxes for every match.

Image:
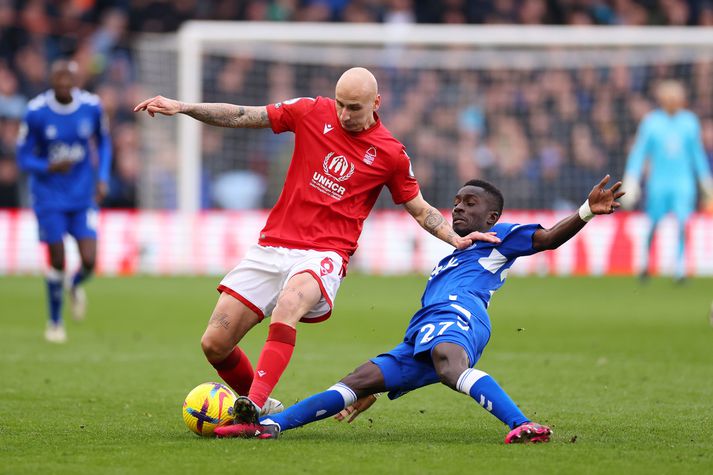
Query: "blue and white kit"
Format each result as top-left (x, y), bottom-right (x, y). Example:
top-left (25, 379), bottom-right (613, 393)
top-left (372, 222), bottom-right (542, 398)
top-left (16, 88), bottom-right (112, 243)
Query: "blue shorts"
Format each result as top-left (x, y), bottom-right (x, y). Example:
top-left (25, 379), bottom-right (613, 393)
top-left (371, 310), bottom-right (491, 400)
top-left (645, 184), bottom-right (695, 222)
top-left (36, 208), bottom-right (98, 244)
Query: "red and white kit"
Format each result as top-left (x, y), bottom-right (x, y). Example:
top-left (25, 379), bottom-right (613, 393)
top-left (219, 96), bottom-right (420, 321)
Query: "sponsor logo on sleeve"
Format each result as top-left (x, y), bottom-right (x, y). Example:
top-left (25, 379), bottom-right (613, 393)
top-left (284, 97), bottom-right (314, 105)
top-left (275, 97), bottom-right (315, 109)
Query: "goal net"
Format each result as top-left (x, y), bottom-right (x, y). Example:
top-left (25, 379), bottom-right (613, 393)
top-left (135, 23), bottom-right (713, 212)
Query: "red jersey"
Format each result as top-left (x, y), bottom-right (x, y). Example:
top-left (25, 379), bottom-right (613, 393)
top-left (261, 96), bottom-right (419, 263)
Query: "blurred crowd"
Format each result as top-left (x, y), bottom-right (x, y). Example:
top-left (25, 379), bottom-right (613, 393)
top-left (2, 0), bottom-right (713, 209)
top-left (198, 59), bottom-right (713, 210)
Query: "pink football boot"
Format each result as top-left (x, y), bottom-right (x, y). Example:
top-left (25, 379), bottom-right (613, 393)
top-left (504, 422), bottom-right (552, 444)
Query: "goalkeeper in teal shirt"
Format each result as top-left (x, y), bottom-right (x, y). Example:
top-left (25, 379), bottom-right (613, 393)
top-left (622, 80), bottom-right (713, 282)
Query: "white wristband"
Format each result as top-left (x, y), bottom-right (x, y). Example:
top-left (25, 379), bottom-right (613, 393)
top-left (578, 200), bottom-right (594, 222)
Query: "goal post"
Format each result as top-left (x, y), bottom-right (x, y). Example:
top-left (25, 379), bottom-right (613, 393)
top-left (134, 22), bottom-right (713, 212)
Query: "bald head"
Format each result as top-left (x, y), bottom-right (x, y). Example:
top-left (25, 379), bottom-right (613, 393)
top-left (336, 67), bottom-right (378, 100)
top-left (50, 59), bottom-right (78, 104)
top-left (334, 67), bottom-right (381, 133)
top-left (656, 80), bottom-right (686, 115)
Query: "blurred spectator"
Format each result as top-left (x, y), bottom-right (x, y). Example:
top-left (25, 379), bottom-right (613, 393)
top-left (0, 63), bottom-right (23, 206)
top-left (0, 118), bottom-right (20, 207)
top-left (0, 65), bottom-right (26, 119)
top-left (384, 0), bottom-right (415, 24)
top-left (104, 123), bottom-right (139, 208)
top-left (0, 0), bottom-right (23, 64)
top-left (15, 46), bottom-right (48, 98)
top-left (211, 171), bottom-right (267, 209)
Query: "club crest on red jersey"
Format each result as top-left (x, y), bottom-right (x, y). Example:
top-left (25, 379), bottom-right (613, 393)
top-left (323, 152), bottom-right (355, 182)
top-left (363, 146), bottom-right (377, 165)
top-left (320, 257), bottom-right (335, 276)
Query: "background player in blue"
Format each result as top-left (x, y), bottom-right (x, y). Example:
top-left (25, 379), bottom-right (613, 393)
top-left (16, 60), bottom-right (112, 343)
top-left (215, 174), bottom-right (625, 443)
top-left (620, 80), bottom-right (713, 282)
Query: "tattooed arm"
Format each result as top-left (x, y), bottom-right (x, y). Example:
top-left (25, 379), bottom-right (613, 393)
top-left (180, 103), bottom-right (270, 128)
top-left (403, 192), bottom-right (469, 249)
top-left (403, 193), bottom-right (501, 250)
top-left (133, 95), bottom-right (270, 129)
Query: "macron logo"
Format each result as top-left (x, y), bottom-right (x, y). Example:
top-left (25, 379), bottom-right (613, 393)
top-left (323, 124), bottom-right (334, 134)
top-left (257, 370), bottom-right (266, 377)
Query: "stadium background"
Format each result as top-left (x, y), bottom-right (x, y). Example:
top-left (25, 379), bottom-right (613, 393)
top-left (1, 0), bottom-right (713, 277)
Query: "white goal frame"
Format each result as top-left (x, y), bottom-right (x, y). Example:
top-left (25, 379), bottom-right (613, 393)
top-left (175, 21), bottom-right (713, 212)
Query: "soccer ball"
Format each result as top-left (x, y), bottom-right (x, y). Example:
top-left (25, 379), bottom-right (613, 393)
top-left (182, 382), bottom-right (236, 436)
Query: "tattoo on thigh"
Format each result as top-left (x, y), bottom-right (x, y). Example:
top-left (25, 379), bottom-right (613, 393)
top-left (281, 287), bottom-right (304, 300)
top-left (209, 312), bottom-right (231, 329)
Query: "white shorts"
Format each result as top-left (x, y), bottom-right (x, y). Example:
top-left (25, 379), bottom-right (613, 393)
top-left (218, 245), bottom-right (344, 323)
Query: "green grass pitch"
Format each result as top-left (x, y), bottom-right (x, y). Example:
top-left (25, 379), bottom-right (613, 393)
top-left (1, 274), bottom-right (712, 474)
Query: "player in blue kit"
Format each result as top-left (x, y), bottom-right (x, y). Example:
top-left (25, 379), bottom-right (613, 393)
top-left (621, 80), bottom-right (713, 282)
top-left (215, 174), bottom-right (624, 443)
top-left (16, 60), bottom-right (112, 343)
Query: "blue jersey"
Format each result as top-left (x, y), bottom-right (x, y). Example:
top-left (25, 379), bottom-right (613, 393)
top-left (372, 222), bottom-right (542, 399)
top-left (625, 109), bottom-right (712, 190)
top-left (408, 222), bottom-right (541, 335)
top-left (16, 88), bottom-right (112, 213)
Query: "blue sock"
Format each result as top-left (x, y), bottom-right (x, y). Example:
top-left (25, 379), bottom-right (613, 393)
top-left (259, 383), bottom-right (357, 432)
top-left (457, 368), bottom-right (529, 429)
top-left (72, 266), bottom-right (91, 289)
top-left (45, 269), bottom-right (64, 325)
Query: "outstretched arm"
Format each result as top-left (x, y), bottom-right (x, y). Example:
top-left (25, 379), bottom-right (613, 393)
top-left (403, 192), bottom-right (501, 250)
top-left (133, 95), bottom-right (270, 129)
top-left (532, 175), bottom-right (625, 252)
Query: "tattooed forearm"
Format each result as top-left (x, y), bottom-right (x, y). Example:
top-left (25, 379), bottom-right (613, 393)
top-left (423, 208), bottom-right (446, 232)
top-left (181, 103), bottom-right (270, 128)
top-left (405, 195), bottom-right (461, 247)
top-left (208, 312), bottom-right (231, 329)
top-left (422, 208), bottom-right (458, 245)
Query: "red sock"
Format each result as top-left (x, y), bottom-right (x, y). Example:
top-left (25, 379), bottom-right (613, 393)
top-left (211, 347), bottom-right (254, 396)
top-left (248, 322), bottom-right (296, 409)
